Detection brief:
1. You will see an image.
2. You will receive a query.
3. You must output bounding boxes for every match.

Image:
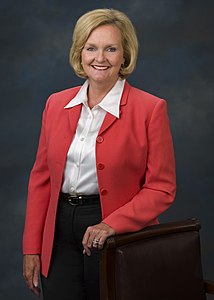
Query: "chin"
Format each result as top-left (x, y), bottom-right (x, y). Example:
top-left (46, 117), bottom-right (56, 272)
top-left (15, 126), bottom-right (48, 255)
top-left (91, 76), bottom-right (110, 83)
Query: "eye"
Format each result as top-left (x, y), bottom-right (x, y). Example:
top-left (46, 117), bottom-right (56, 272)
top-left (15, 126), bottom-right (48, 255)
top-left (86, 47), bottom-right (96, 51)
top-left (106, 47), bottom-right (117, 52)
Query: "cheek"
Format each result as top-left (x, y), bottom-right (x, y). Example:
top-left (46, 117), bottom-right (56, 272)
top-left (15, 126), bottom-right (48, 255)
top-left (81, 51), bottom-right (88, 63)
top-left (114, 54), bottom-right (124, 66)
top-left (114, 59), bottom-right (123, 69)
top-left (82, 54), bottom-right (93, 66)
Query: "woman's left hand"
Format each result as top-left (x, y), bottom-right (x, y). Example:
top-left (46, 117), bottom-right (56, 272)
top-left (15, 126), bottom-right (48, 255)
top-left (82, 222), bottom-right (115, 256)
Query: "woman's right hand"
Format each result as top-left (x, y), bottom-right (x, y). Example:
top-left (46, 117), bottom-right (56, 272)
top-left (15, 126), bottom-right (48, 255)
top-left (23, 254), bottom-right (41, 297)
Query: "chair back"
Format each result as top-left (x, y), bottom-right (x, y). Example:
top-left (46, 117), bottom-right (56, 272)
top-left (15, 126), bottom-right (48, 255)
top-left (100, 219), bottom-right (207, 300)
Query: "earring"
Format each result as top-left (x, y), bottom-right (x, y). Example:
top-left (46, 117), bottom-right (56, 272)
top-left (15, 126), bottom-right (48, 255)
top-left (121, 58), bottom-right (125, 68)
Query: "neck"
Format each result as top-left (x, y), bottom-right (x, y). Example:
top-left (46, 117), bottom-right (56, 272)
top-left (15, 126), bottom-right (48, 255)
top-left (87, 79), bottom-right (118, 109)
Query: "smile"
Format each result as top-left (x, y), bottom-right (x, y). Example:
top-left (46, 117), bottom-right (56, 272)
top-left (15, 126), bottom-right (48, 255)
top-left (91, 65), bottom-right (110, 70)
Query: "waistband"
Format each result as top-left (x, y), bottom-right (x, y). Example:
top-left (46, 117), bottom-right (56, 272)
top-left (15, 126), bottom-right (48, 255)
top-left (59, 192), bottom-right (100, 206)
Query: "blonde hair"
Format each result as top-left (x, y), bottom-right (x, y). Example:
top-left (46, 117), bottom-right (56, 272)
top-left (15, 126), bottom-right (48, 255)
top-left (69, 8), bottom-right (139, 79)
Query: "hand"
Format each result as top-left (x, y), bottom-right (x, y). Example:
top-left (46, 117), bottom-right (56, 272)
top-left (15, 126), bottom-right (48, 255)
top-left (23, 254), bottom-right (41, 297)
top-left (82, 222), bottom-right (115, 256)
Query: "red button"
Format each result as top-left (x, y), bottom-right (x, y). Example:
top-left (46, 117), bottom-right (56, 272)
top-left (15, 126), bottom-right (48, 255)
top-left (96, 136), bottom-right (104, 143)
top-left (97, 163), bottom-right (105, 170)
top-left (100, 189), bottom-right (108, 195)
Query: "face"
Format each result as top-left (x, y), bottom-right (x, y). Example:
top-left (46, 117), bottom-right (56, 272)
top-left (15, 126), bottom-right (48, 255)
top-left (81, 25), bottom-right (124, 87)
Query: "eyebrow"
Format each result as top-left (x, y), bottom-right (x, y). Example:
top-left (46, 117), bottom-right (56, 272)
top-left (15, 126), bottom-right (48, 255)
top-left (84, 43), bottom-right (119, 47)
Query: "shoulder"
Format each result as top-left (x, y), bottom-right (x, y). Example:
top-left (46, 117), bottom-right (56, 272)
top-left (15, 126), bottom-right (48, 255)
top-left (45, 86), bottom-right (81, 110)
top-left (123, 82), bottom-right (168, 123)
top-left (126, 82), bottom-right (166, 108)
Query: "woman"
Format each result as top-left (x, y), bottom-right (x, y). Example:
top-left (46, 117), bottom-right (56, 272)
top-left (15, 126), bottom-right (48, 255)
top-left (23, 8), bottom-right (176, 300)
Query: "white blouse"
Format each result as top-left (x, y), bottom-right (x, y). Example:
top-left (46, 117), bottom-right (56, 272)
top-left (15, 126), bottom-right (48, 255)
top-left (61, 79), bottom-right (125, 195)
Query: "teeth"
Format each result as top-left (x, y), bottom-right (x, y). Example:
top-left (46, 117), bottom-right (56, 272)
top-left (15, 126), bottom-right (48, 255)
top-left (92, 66), bottom-right (109, 70)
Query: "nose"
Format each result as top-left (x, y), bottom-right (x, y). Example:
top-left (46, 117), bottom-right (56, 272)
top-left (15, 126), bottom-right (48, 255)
top-left (95, 50), bottom-right (106, 63)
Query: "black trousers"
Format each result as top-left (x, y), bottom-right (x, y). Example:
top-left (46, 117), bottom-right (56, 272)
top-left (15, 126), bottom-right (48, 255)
top-left (41, 197), bottom-right (102, 300)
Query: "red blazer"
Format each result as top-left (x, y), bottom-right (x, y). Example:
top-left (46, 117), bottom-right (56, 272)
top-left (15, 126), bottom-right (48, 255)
top-left (23, 82), bottom-right (176, 276)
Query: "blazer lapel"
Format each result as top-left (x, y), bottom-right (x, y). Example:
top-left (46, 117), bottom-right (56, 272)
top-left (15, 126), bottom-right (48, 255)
top-left (98, 113), bottom-right (117, 135)
top-left (54, 104), bottom-right (82, 168)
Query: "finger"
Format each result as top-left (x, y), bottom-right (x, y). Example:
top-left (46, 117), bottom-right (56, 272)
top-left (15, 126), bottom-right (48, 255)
top-left (92, 238), bottom-right (100, 249)
top-left (82, 229), bottom-right (92, 256)
top-left (97, 237), bottom-right (106, 249)
top-left (95, 232), bottom-right (108, 250)
top-left (33, 268), bottom-right (39, 288)
top-left (86, 228), bottom-right (98, 248)
top-left (83, 226), bottom-right (97, 249)
top-left (82, 241), bottom-right (91, 256)
top-left (84, 247), bottom-right (91, 256)
top-left (95, 224), bottom-right (115, 249)
top-left (25, 273), bottom-right (41, 297)
top-left (82, 224), bottom-right (115, 254)
top-left (25, 277), bottom-right (40, 297)
top-left (25, 269), bottom-right (41, 297)
top-left (25, 275), bottom-right (33, 290)
top-left (23, 255), bottom-right (41, 297)
top-left (23, 266), bottom-right (34, 289)
top-left (30, 286), bottom-right (41, 297)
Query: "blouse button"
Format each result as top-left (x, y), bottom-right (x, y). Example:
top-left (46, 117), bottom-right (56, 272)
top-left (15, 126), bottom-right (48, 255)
top-left (97, 163), bottom-right (105, 170)
top-left (100, 189), bottom-right (108, 195)
top-left (96, 136), bottom-right (104, 143)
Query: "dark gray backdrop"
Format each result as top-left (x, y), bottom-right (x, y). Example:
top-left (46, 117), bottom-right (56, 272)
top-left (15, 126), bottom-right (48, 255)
top-left (1, 0), bottom-right (213, 299)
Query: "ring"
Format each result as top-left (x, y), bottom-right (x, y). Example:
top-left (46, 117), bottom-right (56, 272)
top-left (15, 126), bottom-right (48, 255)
top-left (93, 239), bottom-right (99, 245)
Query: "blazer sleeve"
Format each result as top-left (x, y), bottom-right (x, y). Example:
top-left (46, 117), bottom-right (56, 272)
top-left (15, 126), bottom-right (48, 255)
top-left (102, 100), bottom-right (176, 233)
top-left (23, 97), bottom-right (51, 254)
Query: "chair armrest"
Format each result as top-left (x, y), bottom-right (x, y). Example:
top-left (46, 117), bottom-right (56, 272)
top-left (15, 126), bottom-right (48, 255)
top-left (205, 280), bottom-right (214, 295)
top-left (105, 218), bottom-right (201, 249)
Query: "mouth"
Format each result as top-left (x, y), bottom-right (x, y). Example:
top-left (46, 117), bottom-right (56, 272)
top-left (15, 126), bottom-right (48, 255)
top-left (91, 65), bottom-right (110, 71)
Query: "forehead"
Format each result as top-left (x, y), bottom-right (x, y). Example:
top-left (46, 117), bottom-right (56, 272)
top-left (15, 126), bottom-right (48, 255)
top-left (86, 24), bottom-right (122, 43)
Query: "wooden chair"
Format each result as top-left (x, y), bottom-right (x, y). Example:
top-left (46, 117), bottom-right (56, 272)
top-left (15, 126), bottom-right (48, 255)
top-left (100, 219), bottom-right (214, 300)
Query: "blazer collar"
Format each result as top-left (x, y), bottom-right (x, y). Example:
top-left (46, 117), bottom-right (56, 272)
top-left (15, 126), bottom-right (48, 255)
top-left (65, 81), bottom-right (131, 136)
top-left (98, 81), bottom-right (131, 135)
top-left (65, 79), bottom-right (126, 119)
